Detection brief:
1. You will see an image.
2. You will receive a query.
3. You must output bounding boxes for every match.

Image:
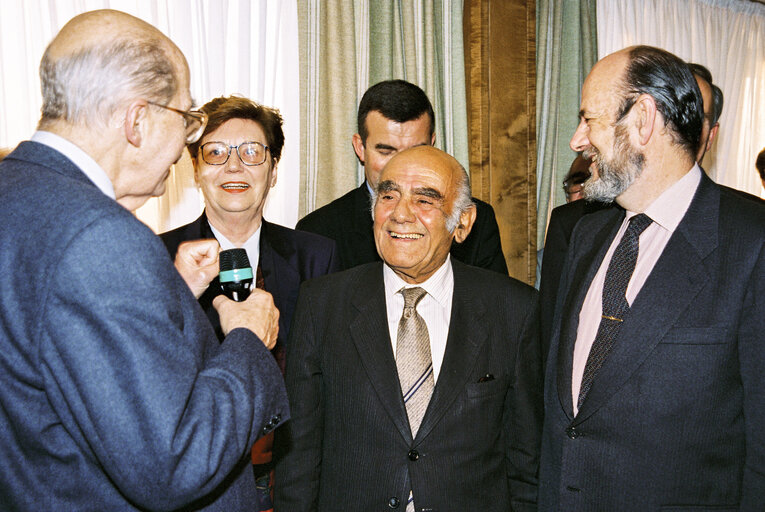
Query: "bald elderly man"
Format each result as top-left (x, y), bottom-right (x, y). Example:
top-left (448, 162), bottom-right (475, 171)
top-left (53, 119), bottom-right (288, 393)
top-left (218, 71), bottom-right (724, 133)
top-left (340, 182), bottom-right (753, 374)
top-left (275, 146), bottom-right (543, 512)
top-left (0, 10), bottom-right (287, 510)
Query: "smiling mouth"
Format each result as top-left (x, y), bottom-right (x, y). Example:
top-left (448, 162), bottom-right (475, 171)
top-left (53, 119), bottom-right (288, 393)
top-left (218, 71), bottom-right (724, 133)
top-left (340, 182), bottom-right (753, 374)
top-left (221, 182), bottom-right (250, 190)
top-left (390, 231), bottom-right (423, 239)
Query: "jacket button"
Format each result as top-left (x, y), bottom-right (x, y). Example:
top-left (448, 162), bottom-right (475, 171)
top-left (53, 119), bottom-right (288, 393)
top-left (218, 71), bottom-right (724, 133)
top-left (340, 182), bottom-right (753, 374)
top-left (566, 426), bottom-right (579, 439)
top-left (408, 449), bottom-right (419, 461)
top-left (388, 496), bottom-right (400, 508)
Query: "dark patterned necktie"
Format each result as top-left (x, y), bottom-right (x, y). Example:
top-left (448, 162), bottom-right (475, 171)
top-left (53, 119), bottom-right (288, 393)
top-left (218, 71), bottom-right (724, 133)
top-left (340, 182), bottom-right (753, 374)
top-left (578, 213), bottom-right (652, 410)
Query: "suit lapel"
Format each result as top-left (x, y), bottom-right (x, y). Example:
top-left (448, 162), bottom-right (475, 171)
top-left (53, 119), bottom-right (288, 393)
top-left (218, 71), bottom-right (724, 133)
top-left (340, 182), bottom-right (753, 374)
top-left (555, 207), bottom-right (624, 419)
top-left (348, 264), bottom-right (413, 443)
top-left (414, 260), bottom-right (488, 443)
top-left (574, 176), bottom-right (718, 422)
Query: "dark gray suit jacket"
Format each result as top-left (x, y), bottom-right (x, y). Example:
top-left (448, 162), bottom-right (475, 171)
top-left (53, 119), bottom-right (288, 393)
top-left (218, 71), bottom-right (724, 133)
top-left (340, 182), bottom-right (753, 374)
top-left (274, 259), bottom-right (543, 511)
top-left (539, 173), bottom-right (765, 511)
top-left (296, 183), bottom-right (509, 274)
top-left (0, 142), bottom-right (289, 511)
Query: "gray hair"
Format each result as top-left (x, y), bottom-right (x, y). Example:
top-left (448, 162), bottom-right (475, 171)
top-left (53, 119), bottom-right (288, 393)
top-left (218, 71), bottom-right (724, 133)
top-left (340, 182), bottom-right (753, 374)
top-left (39, 37), bottom-right (177, 128)
top-left (370, 162), bottom-right (474, 234)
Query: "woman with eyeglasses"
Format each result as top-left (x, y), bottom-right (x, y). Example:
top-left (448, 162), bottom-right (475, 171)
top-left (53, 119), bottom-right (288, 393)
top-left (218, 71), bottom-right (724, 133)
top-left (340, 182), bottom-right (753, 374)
top-left (160, 95), bottom-right (339, 511)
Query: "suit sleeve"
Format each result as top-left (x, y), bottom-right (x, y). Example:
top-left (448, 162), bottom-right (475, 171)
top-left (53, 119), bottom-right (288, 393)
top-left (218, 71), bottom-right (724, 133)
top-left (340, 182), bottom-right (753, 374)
top-left (506, 289), bottom-right (543, 511)
top-left (274, 282), bottom-right (324, 511)
top-left (738, 241), bottom-right (765, 510)
top-left (39, 214), bottom-right (289, 511)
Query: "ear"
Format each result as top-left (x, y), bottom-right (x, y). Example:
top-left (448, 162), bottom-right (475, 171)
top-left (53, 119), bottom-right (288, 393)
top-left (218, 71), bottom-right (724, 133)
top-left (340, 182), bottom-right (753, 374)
top-left (452, 204), bottom-right (477, 243)
top-left (634, 94), bottom-right (657, 146)
top-left (430, 132), bottom-right (436, 146)
top-left (124, 100), bottom-right (149, 147)
top-left (191, 155), bottom-right (201, 187)
top-left (269, 161), bottom-right (279, 188)
top-left (352, 133), bottom-right (366, 164)
top-left (706, 123), bottom-right (719, 151)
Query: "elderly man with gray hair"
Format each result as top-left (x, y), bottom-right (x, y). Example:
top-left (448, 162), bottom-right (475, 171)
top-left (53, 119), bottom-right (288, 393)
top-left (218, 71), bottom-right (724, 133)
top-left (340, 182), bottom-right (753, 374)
top-left (275, 145), bottom-right (543, 512)
top-left (0, 9), bottom-right (288, 511)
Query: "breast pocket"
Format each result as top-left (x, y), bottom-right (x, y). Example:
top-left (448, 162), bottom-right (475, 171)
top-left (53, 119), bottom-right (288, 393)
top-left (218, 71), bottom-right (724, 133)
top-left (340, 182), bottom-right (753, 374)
top-left (659, 326), bottom-right (728, 345)
top-left (466, 375), bottom-right (509, 399)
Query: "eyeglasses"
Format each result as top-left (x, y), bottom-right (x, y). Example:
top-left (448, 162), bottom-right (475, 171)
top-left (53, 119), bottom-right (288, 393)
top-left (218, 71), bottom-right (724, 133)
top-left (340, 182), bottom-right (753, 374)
top-left (200, 141), bottom-right (270, 166)
top-left (147, 101), bottom-right (208, 144)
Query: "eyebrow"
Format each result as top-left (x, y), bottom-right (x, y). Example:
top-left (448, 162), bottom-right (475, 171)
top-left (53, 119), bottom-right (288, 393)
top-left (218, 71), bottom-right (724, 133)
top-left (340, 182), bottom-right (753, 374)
top-left (412, 187), bottom-right (443, 200)
top-left (377, 180), bottom-right (399, 193)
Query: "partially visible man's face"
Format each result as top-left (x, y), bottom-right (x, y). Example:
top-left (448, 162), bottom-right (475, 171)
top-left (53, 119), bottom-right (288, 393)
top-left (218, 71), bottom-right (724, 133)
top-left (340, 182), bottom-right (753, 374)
top-left (373, 146), bottom-right (471, 284)
top-left (694, 75), bottom-right (715, 163)
top-left (353, 110), bottom-right (434, 189)
top-left (570, 53), bottom-right (645, 203)
top-left (132, 54), bottom-right (191, 204)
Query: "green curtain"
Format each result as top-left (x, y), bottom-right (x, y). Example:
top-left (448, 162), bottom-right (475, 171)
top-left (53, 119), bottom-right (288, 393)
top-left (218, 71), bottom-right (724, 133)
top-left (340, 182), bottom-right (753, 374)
top-left (298, 0), bottom-right (468, 216)
top-left (535, 0), bottom-right (597, 248)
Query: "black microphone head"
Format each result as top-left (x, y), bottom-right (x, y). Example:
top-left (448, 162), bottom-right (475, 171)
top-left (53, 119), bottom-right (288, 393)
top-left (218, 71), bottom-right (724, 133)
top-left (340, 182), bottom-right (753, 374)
top-left (219, 248), bottom-right (251, 271)
top-left (219, 248), bottom-right (253, 302)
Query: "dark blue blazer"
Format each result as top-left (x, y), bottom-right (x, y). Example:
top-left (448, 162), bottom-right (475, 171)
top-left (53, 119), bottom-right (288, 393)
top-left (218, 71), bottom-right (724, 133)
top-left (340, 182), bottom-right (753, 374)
top-left (0, 142), bottom-right (289, 511)
top-left (539, 173), bottom-right (765, 511)
top-left (274, 260), bottom-right (543, 512)
top-left (161, 213), bottom-right (340, 352)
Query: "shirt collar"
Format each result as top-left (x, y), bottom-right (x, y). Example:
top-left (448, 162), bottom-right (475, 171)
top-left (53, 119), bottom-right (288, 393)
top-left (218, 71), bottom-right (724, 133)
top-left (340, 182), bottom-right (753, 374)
top-left (209, 222), bottom-right (262, 265)
top-left (383, 255), bottom-right (453, 308)
top-left (31, 131), bottom-right (116, 199)
top-left (628, 163), bottom-right (701, 233)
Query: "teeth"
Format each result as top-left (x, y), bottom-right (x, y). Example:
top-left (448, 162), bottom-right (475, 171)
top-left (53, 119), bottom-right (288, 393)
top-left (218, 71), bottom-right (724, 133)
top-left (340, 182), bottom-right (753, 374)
top-left (221, 183), bottom-right (249, 190)
top-left (390, 232), bottom-right (423, 239)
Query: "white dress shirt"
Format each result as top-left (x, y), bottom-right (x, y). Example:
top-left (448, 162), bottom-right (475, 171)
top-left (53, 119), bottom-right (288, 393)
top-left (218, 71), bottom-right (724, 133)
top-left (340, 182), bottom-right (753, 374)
top-left (572, 164), bottom-right (702, 415)
top-left (209, 222), bottom-right (262, 271)
top-left (383, 256), bottom-right (454, 382)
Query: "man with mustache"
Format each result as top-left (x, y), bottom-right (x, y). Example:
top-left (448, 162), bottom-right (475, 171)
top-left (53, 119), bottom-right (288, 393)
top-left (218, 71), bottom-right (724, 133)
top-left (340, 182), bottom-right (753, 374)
top-left (538, 45), bottom-right (765, 510)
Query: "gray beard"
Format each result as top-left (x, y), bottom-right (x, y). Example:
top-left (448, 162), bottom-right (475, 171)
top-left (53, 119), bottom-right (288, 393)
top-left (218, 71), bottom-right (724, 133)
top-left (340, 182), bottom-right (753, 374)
top-left (582, 125), bottom-right (644, 203)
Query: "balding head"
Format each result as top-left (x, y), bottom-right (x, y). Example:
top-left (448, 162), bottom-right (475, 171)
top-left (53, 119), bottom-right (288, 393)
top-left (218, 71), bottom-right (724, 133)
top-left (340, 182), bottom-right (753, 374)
top-left (39, 9), bottom-right (185, 129)
top-left (371, 146), bottom-right (476, 283)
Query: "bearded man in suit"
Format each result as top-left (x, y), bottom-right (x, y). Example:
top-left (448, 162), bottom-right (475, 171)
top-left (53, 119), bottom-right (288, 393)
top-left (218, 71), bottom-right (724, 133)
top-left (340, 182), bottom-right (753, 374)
top-left (539, 45), bottom-right (765, 510)
top-left (275, 146), bottom-right (543, 511)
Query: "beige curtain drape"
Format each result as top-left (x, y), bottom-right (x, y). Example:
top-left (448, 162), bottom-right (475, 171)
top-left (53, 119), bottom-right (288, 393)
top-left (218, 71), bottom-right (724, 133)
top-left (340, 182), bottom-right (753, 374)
top-left (298, 0), bottom-right (468, 216)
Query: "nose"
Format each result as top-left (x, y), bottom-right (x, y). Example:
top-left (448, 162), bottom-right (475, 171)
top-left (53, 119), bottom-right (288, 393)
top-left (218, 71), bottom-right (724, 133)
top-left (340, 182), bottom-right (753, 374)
top-left (224, 147), bottom-right (244, 172)
top-left (390, 196), bottom-right (415, 224)
top-left (570, 119), bottom-right (590, 153)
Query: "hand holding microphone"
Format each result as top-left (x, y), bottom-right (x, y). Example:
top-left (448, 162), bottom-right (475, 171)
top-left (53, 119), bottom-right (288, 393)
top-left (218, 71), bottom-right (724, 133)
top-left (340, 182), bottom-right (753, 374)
top-left (213, 248), bottom-right (279, 349)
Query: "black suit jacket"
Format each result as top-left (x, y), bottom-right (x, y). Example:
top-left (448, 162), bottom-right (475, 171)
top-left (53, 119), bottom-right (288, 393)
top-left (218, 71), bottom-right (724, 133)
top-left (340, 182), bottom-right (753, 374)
top-left (274, 259), bottom-right (543, 512)
top-left (539, 200), bottom-right (611, 366)
top-left (296, 183), bottom-right (509, 274)
top-left (539, 173), bottom-right (765, 511)
top-left (161, 212), bottom-right (340, 350)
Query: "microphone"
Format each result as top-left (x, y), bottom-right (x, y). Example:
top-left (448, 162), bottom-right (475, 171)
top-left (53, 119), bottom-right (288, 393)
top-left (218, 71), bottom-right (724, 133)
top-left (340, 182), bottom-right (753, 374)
top-left (219, 248), bottom-right (253, 302)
